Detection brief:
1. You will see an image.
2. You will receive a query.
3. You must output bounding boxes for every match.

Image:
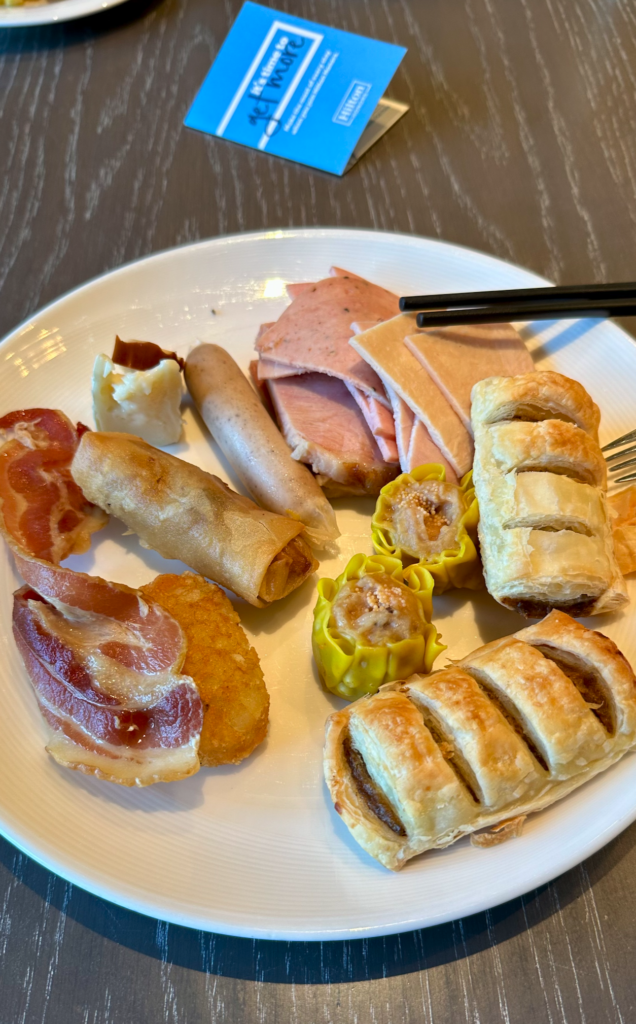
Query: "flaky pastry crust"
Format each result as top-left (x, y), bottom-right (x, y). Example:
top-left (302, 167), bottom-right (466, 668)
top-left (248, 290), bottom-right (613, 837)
top-left (324, 611), bottom-right (636, 870)
top-left (471, 372), bottom-right (626, 617)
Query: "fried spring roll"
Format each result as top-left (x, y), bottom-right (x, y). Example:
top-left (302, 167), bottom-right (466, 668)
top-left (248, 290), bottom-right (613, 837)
top-left (71, 432), bottom-right (318, 607)
top-left (185, 345), bottom-right (339, 548)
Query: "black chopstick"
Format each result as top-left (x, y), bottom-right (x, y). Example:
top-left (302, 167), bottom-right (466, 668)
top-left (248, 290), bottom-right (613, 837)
top-left (399, 281), bottom-right (636, 313)
top-left (415, 297), bottom-right (636, 328)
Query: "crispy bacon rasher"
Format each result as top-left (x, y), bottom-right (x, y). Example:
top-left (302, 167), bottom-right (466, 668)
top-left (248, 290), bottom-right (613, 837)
top-left (0, 409), bottom-right (107, 563)
top-left (0, 408), bottom-right (203, 786)
top-left (11, 557), bottom-right (203, 786)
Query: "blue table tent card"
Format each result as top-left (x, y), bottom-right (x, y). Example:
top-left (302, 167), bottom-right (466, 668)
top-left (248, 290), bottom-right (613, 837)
top-left (185, 3), bottom-right (407, 175)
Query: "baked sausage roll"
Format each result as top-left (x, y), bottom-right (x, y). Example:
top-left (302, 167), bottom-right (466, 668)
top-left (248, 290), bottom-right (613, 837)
top-left (471, 372), bottom-right (626, 617)
top-left (324, 611), bottom-right (636, 870)
top-left (470, 370), bottom-right (601, 437)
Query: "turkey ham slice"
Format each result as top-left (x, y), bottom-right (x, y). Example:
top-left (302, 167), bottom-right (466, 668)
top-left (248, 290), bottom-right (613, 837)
top-left (255, 271), bottom-right (399, 405)
top-left (267, 373), bottom-right (398, 496)
top-left (350, 315), bottom-right (474, 477)
top-left (405, 418), bottom-right (458, 481)
top-left (404, 323), bottom-right (533, 433)
top-left (344, 384), bottom-right (398, 464)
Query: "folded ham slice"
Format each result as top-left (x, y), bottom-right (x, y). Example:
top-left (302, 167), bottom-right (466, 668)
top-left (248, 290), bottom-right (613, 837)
top-left (267, 374), bottom-right (398, 496)
top-left (404, 324), bottom-right (533, 433)
top-left (350, 316), bottom-right (474, 477)
top-left (256, 272), bottom-right (399, 404)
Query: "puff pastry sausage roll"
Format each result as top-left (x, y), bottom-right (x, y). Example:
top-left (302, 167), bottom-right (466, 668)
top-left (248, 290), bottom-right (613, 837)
top-left (324, 611), bottom-right (636, 869)
top-left (471, 371), bottom-right (626, 617)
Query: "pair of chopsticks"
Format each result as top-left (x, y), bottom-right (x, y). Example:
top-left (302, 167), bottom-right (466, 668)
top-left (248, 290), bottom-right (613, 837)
top-left (399, 281), bottom-right (636, 329)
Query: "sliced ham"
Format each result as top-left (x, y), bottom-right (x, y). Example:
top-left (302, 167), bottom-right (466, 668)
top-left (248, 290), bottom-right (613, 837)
top-left (344, 384), bottom-right (398, 464)
top-left (404, 324), bottom-right (533, 433)
top-left (257, 357), bottom-right (305, 380)
top-left (255, 322), bottom-right (276, 342)
top-left (376, 435), bottom-right (400, 464)
top-left (350, 315), bottom-right (474, 477)
top-left (364, 394), bottom-right (396, 440)
top-left (0, 409), bottom-right (107, 563)
top-left (255, 274), bottom-right (399, 405)
top-left (383, 384), bottom-right (457, 477)
top-left (385, 385), bottom-right (414, 471)
top-left (405, 419), bottom-right (458, 481)
top-left (286, 283), bottom-right (315, 299)
top-left (267, 374), bottom-right (398, 496)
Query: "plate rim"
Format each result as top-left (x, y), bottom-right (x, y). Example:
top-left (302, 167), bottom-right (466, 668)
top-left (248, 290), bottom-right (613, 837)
top-left (3, 226), bottom-right (553, 342)
top-left (1, 226), bottom-right (635, 941)
top-left (0, 0), bottom-right (128, 28)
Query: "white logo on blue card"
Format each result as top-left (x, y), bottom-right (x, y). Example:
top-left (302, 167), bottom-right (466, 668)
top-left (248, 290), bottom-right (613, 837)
top-left (333, 82), bottom-right (372, 127)
top-left (185, 2), bottom-right (406, 176)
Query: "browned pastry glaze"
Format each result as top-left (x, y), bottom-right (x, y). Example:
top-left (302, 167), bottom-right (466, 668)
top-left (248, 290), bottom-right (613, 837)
top-left (324, 611), bottom-right (636, 870)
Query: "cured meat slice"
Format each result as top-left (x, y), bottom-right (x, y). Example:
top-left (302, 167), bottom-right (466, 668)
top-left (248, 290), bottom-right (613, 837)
top-left (255, 274), bottom-right (399, 404)
top-left (383, 385), bottom-right (456, 477)
top-left (267, 374), bottom-right (398, 496)
top-left (344, 384), bottom-right (398, 464)
top-left (256, 357), bottom-right (304, 380)
top-left (0, 409), bottom-right (107, 563)
top-left (350, 316), bottom-right (474, 477)
top-left (362, 393), bottom-right (396, 440)
top-left (255, 322), bottom-right (276, 343)
top-left (384, 385), bottom-right (414, 472)
top-left (405, 419), bottom-right (458, 481)
top-left (286, 282), bottom-right (315, 299)
top-left (404, 324), bottom-right (533, 433)
top-left (376, 435), bottom-right (400, 464)
top-left (13, 575), bottom-right (202, 786)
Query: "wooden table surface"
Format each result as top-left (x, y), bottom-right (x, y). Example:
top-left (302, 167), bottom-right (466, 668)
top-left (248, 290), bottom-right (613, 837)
top-left (2, 0), bottom-right (636, 1020)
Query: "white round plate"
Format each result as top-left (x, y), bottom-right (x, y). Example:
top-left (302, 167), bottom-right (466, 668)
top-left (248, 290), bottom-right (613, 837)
top-left (0, 0), bottom-right (127, 28)
top-left (1, 228), bottom-right (635, 940)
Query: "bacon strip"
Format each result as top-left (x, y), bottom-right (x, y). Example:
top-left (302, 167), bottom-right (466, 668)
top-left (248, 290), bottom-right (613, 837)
top-left (0, 407), bottom-right (203, 786)
top-left (13, 583), bottom-right (202, 786)
top-left (0, 409), bottom-right (107, 563)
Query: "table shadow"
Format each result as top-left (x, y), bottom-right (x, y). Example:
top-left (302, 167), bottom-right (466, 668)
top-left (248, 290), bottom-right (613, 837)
top-left (2, 820), bottom-right (635, 984)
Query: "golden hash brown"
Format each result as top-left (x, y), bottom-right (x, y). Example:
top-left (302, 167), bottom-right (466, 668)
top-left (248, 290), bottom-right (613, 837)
top-left (140, 573), bottom-right (269, 766)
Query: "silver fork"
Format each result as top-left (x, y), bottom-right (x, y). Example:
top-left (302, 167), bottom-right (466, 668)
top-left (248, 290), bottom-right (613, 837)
top-left (603, 430), bottom-right (636, 482)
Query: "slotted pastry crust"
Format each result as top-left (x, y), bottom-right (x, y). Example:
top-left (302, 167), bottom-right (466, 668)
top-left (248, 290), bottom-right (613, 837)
top-left (471, 371), bottom-right (627, 617)
top-left (470, 371), bottom-right (601, 437)
top-left (323, 611), bottom-right (636, 870)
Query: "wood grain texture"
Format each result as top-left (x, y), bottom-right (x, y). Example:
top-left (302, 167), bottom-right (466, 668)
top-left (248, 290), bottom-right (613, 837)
top-left (2, 0), bottom-right (636, 1020)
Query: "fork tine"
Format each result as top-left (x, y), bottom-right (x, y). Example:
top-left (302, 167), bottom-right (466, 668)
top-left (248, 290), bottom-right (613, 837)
top-left (606, 443), bottom-right (636, 462)
top-left (616, 471), bottom-right (636, 482)
top-left (609, 456), bottom-right (636, 472)
top-left (602, 429), bottom-right (636, 451)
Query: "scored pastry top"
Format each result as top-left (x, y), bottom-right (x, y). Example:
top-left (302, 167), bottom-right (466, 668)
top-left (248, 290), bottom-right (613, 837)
top-left (470, 371), bottom-right (626, 617)
top-left (323, 611), bottom-right (636, 870)
top-left (470, 370), bottom-right (601, 438)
